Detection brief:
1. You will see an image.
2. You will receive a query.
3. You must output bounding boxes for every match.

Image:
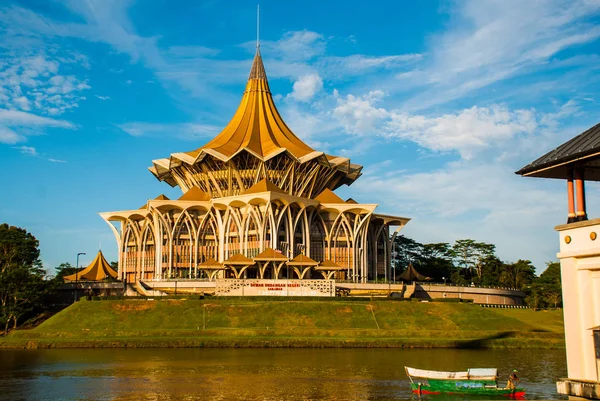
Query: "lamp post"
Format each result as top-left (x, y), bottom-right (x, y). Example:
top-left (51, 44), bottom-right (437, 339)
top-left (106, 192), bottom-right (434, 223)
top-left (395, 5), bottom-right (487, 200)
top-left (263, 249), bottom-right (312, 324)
top-left (74, 252), bottom-right (86, 302)
top-left (442, 276), bottom-right (446, 286)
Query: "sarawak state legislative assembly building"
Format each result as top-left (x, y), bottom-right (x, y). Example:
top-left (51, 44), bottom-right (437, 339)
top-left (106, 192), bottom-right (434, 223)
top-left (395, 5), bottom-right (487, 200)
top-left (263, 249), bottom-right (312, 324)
top-left (101, 49), bottom-right (409, 285)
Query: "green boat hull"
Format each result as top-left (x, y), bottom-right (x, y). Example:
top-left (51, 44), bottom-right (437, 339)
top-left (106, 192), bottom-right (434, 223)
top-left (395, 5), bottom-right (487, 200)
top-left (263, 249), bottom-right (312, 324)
top-left (411, 379), bottom-right (525, 398)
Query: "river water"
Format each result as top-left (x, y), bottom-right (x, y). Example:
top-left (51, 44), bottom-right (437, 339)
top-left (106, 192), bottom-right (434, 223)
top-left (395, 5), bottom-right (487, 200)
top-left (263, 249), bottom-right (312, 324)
top-left (0, 348), bottom-right (566, 401)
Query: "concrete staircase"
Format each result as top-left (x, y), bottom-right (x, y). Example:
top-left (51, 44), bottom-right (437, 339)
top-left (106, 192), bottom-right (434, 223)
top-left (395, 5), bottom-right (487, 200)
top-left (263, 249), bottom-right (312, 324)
top-left (134, 280), bottom-right (167, 297)
top-left (403, 282), bottom-right (417, 298)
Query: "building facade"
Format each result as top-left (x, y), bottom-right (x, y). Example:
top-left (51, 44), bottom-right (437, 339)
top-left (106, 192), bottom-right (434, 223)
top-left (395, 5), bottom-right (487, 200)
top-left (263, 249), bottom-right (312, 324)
top-left (101, 49), bottom-right (409, 284)
top-left (518, 122), bottom-right (600, 397)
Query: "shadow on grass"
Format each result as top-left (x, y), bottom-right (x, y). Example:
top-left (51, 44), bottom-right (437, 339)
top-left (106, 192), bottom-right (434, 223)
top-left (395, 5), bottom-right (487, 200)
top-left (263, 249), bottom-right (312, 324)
top-left (456, 331), bottom-right (515, 349)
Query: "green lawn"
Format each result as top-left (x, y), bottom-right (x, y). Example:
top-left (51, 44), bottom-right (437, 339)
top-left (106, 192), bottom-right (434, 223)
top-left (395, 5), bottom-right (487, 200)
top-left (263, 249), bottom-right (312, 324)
top-left (1, 299), bottom-right (565, 349)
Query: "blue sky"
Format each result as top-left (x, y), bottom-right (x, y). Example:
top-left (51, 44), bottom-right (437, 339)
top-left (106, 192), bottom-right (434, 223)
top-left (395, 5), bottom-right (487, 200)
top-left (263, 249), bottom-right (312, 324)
top-left (1, 0), bottom-right (599, 273)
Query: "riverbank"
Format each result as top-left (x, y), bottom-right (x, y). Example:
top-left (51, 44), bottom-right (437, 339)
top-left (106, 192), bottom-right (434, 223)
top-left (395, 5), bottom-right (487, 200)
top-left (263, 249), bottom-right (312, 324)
top-left (0, 299), bottom-right (565, 349)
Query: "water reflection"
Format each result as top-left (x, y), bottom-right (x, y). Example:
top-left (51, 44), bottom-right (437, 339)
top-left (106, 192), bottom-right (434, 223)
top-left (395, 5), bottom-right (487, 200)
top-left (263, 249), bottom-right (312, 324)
top-left (0, 348), bottom-right (566, 401)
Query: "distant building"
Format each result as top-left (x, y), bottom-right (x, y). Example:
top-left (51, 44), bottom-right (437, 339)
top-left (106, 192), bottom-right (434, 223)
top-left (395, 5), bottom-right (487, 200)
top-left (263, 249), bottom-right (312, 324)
top-left (100, 48), bottom-right (409, 284)
top-left (517, 122), bottom-right (600, 398)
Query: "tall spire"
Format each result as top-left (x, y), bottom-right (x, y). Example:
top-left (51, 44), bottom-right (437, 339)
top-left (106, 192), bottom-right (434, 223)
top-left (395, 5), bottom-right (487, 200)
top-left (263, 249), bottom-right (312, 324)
top-left (248, 4), bottom-right (266, 81)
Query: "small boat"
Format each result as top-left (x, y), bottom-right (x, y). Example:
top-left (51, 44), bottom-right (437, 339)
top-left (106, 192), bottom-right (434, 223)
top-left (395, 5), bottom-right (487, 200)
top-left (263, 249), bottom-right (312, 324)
top-left (405, 366), bottom-right (526, 398)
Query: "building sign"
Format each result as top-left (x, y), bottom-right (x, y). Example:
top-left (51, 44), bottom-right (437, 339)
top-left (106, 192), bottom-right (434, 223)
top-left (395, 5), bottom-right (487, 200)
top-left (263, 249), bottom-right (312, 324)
top-left (215, 279), bottom-right (334, 297)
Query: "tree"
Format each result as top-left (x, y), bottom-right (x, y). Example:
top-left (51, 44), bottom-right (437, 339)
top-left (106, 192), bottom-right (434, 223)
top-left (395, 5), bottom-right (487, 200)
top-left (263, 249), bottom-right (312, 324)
top-left (392, 235), bottom-right (424, 272)
top-left (53, 263), bottom-right (78, 281)
top-left (532, 261), bottom-right (562, 308)
top-left (450, 239), bottom-right (495, 281)
top-left (499, 259), bottom-right (536, 289)
top-left (420, 243), bottom-right (453, 281)
top-left (0, 224), bottom-right (47, 334)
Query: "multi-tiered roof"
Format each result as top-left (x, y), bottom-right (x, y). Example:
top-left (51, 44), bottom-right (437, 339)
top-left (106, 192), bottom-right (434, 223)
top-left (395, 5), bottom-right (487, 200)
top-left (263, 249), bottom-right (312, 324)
top-left (149, 48), bottom-right (362, 199)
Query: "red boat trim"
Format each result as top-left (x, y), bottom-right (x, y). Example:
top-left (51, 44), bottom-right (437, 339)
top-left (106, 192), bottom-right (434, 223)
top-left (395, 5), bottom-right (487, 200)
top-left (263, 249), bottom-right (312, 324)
top-left (412, 390), bottom-right (441, 395)
top-left (412, 389), bottom-right (526, 399)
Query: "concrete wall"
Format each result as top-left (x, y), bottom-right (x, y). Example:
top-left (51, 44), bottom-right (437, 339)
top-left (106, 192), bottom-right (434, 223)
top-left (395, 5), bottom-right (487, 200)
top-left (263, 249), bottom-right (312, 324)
top-left (556, 218), bottom-right (600, 382)
top-left (413, 284), bottom-right (525, 305)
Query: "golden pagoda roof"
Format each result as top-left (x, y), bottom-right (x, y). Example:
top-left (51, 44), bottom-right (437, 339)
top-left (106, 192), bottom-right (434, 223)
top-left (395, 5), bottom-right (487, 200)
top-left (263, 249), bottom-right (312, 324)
top-left (287, 254), bottom-right (318, 266)
top-left (315, 259), bottom-right (346, 271)
top-left (179, 186), bottom-right (211, 201)
top-left (63, 251), bottom-right (118, 282)
top-left (182, 49), bottom-right (319, 162)
top-left (140, 194), bottom-right (170, 209)
top-left (223, 253), bottom-right (255, 265)
top-left (149, 48), bottom-right (363, 190)
top-left (314, 188), bottom-right (345, 203)
top-left (254, 248), bottom-right (288, 261)
top-left (242, 178), bottom-right (286, 195)
top-left (197, 258), bottom-right (224, 270)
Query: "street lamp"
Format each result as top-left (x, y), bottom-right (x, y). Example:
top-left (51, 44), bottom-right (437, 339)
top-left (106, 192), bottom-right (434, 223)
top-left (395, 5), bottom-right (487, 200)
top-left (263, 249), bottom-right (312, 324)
top-left (442, 276), bottom-right (446, 285)
top-left (74, 252), bottom-right (86, 302)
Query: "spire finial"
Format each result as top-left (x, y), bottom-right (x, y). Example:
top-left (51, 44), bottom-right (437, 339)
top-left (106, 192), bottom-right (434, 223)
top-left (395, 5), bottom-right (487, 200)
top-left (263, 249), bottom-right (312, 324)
top-left (256, 4), bottom-right (260, 49)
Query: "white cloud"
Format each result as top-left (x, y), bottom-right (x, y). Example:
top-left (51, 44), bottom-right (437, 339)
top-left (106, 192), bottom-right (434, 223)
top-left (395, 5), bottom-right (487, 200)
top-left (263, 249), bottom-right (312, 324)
top-left (256, 31), bottom-right (326, 61)
top-left (399, 0), bottom-right (600, 110)
top-left (330, 88), bottom-right (578, 160)
top-left (321, 54), bottom-right (423, 78)
top-left (0, 50), bottom-right (91, 115)
top-left (48, 158), bottom-right (66, 163)
top-left (13, 145), bottom-right (37, 156)
top-left (332, 90), bottom-right (388, 135)
top-left (117, 122), bottom-right (221, 141)
top-left (290, 74), bottom-right (323, 102)
top-left (0, 108), bottom-right (74, 144)
top-left (386, 106), bottom-right (538, 160)
top-left (95, 95), bottom-right (110, 100)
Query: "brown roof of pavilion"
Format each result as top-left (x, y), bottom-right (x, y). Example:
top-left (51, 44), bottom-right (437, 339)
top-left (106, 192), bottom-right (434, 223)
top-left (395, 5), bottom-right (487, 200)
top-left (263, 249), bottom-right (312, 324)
top-left (397, 263), bottom-right (430, 282)
top-left (254, 248), bottom-right (288, 261)
top-left (197, 258), bottom-right (224, 270)
top-left (63, 251), bottom-right (118, 282)
top-left (314, 188), bottom-right (345, 203)
top-left (315, 259), bottom-right (346, 271)
top-left (287, 254), bottom-right (318, 266)
top-left (345, 198), bottom-right (358, 204)
top-left (223, 253), bottom-right (255, 265)
top-left (242, 178), bottom-right (286, 195)
top-left (516, 122), bottom-right (600, 180)
top-left (178, 186), bottom-right (211, 201)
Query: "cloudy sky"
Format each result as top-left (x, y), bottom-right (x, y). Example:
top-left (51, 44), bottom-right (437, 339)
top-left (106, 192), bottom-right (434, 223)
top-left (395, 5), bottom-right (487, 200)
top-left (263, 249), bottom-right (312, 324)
top-left (1, 0), bottom-right (599, 273)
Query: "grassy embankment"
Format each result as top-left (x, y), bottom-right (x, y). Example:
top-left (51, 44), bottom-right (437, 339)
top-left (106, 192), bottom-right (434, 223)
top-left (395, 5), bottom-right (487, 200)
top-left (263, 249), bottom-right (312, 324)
top-left (0, 298), bottom-right (565, 349)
